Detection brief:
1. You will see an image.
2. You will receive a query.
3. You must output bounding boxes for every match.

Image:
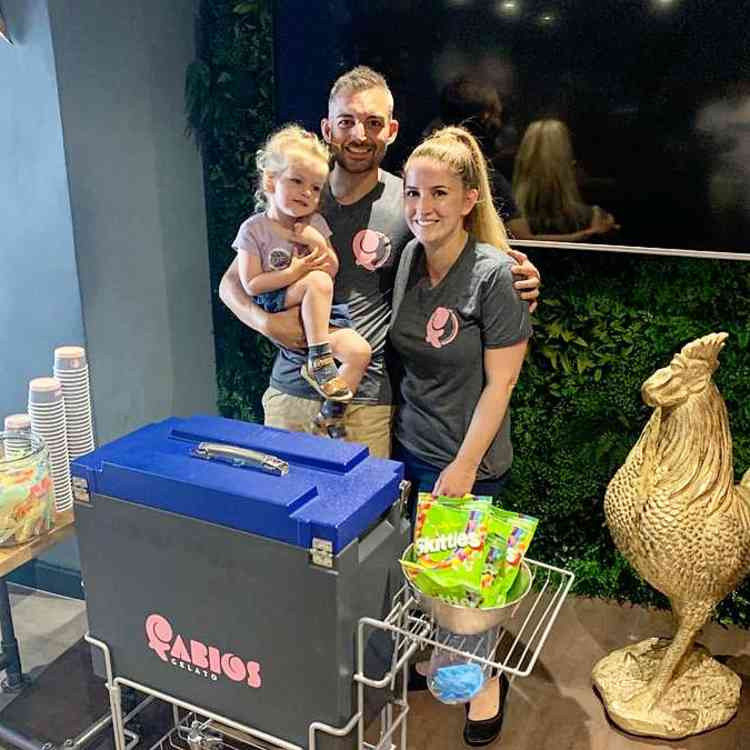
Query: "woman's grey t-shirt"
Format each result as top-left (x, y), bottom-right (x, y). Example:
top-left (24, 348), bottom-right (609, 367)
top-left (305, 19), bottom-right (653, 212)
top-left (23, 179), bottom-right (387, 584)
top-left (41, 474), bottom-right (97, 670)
top-left (389, 238), bottom-right (532, 480)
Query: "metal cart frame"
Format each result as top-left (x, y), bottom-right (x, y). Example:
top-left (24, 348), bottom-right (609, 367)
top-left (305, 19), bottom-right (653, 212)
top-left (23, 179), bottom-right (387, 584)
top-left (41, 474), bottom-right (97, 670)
top-left (87, 558), bottom-right (573, 750)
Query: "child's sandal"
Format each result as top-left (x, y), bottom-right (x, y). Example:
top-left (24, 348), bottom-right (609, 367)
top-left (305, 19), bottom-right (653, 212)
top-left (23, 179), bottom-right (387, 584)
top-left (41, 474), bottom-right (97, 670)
top-left (301, 358), bottom-right (352, 402)
top-left (311, 412), bottom-right (347, 440)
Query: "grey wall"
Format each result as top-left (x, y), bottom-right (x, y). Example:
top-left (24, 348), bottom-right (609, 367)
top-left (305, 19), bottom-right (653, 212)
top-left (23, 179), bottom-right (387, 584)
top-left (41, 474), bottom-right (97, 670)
top-left (1, 0), bottom-right (217, 576)
top-left (0, 0), bottom-right (85, 423)
top-left (0, 0), bottom-right (86, 572)
top-left (48, 0), bottom-right (217, 445)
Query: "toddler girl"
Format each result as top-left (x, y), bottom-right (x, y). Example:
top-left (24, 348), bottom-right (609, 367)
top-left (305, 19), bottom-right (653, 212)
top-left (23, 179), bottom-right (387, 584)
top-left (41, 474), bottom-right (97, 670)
top-left (232, 124), bottom-right (371, 432)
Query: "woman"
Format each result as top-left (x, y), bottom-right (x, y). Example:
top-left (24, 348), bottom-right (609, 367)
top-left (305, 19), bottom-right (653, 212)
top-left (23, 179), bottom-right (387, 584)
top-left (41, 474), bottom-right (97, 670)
top-left (513, 118), bottom-right (617, 236)
top-left (389, 126), bottom-right (532, 746)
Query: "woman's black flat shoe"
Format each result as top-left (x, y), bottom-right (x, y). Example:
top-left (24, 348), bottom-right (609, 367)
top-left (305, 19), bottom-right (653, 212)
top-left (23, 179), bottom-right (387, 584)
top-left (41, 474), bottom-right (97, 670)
top-left (463, 673), bottom-right (509, 747)
top-left (407, 664), bottom-right (428, 692)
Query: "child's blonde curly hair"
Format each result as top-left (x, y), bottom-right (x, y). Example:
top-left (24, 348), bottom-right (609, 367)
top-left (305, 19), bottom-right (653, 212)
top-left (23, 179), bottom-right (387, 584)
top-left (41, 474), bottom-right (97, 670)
top-left (254, 124), bottom-right (331, 210)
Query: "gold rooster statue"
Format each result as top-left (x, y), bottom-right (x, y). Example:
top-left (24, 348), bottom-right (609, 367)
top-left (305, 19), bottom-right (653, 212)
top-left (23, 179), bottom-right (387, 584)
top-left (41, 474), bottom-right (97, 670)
top-left (593, 332), bottom-right (750, 738)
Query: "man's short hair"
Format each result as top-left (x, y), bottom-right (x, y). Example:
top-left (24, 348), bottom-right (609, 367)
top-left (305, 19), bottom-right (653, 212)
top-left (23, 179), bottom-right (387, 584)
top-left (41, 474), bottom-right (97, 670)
top-left (328, 66), bottom-right (394, 116)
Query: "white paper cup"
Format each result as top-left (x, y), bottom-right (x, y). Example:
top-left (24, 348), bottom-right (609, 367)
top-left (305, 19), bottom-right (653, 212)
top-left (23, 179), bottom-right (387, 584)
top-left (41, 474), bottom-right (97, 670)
top-left (4, 414), bottom-right (31, 431)
top-left (54, 346), bottom-right (87, 371)
top-left (28, 377), bottom-right (63, 404)
top-left (53, 352), bottom-right (95, 459)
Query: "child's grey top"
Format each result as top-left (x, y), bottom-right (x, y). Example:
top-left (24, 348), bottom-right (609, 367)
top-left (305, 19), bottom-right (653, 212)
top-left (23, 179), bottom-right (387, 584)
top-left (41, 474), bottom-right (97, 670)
top-left (232, 212), bottom-right (332, 272)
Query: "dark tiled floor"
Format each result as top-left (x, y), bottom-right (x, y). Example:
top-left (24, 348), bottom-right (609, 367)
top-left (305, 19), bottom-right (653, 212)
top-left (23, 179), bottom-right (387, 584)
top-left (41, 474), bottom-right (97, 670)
top-left (1, 592), bottom-right (749, 749)
top-left (0, 585), bottom-right (87, 715)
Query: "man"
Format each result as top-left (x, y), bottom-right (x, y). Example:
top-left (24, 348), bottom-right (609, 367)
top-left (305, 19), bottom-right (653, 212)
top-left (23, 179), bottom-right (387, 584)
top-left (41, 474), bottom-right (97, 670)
top-left (219, 66), bottom-right (540, 459)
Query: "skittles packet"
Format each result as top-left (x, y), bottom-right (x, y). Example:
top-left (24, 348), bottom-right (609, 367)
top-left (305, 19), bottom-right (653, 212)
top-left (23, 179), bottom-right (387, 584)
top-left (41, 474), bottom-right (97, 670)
top-left (403, 493), bottom-right (539, 610)
top-left (479, 509), bottom-right (538, 607)
top-left (489, 507), bottom-right (538, 567)
top-left (412, 493), bottom-right (489, 593)
top-left (400, 557), bottom-right (483, 608)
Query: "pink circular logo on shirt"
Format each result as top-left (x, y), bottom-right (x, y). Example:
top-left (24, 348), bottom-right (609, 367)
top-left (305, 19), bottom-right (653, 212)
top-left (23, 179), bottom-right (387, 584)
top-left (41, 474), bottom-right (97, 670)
top-left (425, 307), bottom-right (459, 349)
top-left (352, 230), bottom-right (392, 270)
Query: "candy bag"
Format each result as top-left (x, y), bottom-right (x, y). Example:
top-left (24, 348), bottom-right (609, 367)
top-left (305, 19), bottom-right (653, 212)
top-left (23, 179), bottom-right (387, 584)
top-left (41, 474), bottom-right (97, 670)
top-left (403, 562), bottom-right (483, 607)
top-left (406, 493), bottom-right (539, 608)
top-left (480, 509), bottom-right (539, 607)
top-left (426, 499), bottom-right (538, 605)
top-left (429, 495), bottom-right (493, 514)
top-left (489, 508), bottom-right (538, 566)
top-left (401, 551), bottom-right (483, 607)
top-left (479, 531), bottom-right (517, 607)
top-left (413, 493), bottom-right (489, 593)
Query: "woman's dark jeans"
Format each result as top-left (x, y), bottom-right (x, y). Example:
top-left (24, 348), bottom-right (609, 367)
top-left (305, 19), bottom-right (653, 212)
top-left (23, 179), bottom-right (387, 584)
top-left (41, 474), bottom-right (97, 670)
top-left (392, 440), bottom-right (509, 525)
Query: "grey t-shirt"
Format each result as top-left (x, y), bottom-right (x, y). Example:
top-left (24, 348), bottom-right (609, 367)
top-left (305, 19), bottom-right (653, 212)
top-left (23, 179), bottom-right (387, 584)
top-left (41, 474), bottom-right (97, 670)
top-left (389, 238), bottom-right (532, 480)
top-left (270, 170), bottom-right (411, 404)
top-left (232, 212), bottom-right (331, 271)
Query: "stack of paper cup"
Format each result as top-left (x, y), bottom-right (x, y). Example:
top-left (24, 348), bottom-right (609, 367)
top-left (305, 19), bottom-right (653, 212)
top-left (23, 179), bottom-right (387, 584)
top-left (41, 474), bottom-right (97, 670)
top-left (3, 414), bottom-right (32, 460)
top-left (28, 377), bottom-right (72, 512)
top-left (53, 346), bottom-right (95, 460)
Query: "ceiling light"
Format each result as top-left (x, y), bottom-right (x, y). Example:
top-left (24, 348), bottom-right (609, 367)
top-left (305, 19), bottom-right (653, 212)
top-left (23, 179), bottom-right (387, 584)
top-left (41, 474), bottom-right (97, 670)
top-left (496, 0), bottom-right (521, 15)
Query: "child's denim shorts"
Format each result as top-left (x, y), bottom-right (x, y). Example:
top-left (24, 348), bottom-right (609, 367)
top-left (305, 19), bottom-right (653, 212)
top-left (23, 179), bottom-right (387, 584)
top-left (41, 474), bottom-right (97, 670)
top-left (253, 289), bottom-right (287, 313)
top-left (253, 290), bottom-right (352, 329)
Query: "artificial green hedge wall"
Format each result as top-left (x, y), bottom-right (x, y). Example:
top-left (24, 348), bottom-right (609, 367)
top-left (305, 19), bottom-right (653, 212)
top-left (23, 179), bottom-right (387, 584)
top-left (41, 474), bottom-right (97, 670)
top-left (507, 250), bottom-right (750, 627)
top-left (191, 2), bottom-right (750, 625)
top-left (186, 0), bottom-right (277, 422)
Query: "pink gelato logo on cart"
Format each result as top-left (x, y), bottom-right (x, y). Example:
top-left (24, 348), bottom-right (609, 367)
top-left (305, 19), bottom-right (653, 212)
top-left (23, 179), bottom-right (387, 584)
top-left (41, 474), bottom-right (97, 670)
top-left (145, 614), bottom-right (262, 688)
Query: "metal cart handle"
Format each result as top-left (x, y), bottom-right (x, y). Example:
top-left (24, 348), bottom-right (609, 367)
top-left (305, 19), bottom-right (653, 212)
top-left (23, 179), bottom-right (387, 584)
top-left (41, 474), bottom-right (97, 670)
top-left (192, 442), bottom-right (289, 476)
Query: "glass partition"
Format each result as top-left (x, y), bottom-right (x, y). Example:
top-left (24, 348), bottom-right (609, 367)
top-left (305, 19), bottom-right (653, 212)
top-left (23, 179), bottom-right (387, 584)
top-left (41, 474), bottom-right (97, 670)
top-left (276, 0), bottom-right (750, 253)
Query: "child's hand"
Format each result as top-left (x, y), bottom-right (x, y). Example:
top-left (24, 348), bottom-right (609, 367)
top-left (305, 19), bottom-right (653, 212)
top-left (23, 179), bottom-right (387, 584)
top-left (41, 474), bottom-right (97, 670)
top-left (293, 223), bottom-right (328, 250)
top-left (290, 246), bottom-right (329, 277)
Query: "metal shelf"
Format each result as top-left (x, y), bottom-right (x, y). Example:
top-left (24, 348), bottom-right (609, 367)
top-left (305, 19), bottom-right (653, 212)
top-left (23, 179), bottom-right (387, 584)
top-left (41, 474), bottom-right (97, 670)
top-left (356, 557), bottom-right (574, 689)
top-left (390, 557), bottom-right (571, 678)
top-left (149, 711), bottom-right (273, 750)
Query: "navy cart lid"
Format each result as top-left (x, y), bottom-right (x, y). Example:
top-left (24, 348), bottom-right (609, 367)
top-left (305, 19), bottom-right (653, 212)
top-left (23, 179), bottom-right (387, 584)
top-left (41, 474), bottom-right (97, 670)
top-left (71, 416), bottom-right (404, 553)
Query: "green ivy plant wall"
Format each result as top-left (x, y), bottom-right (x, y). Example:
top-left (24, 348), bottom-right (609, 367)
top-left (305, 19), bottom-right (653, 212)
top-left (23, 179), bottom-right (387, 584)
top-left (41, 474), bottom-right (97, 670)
top-left (188, 2), bottom-right (750, 626)
top-left (510, 250), bottom-right (750, 627)
top-left (186, 0), bottom-right (276, 423)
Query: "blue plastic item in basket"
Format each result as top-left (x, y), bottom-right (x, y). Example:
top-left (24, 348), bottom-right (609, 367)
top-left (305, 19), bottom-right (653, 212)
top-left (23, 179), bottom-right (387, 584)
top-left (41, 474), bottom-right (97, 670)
top-left (429, 663), bottom-right (486, 703)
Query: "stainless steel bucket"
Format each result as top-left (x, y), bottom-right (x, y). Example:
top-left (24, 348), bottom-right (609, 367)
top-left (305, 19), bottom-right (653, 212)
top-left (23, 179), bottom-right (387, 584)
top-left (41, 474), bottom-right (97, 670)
top-left (402, 544), bottom-right (534, 635)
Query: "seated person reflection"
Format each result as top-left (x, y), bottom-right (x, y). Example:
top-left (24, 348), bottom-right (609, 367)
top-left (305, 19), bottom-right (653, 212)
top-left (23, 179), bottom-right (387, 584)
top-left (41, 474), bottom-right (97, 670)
top-left (428, 77), bottom-right (612, 242)
top-left (513, 119), bottom-right (619, 239)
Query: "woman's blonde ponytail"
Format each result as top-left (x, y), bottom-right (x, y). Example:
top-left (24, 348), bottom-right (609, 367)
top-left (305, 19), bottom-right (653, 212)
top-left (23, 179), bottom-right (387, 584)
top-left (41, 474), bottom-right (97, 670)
top-left (405, 126), bottom-right (509, 251)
